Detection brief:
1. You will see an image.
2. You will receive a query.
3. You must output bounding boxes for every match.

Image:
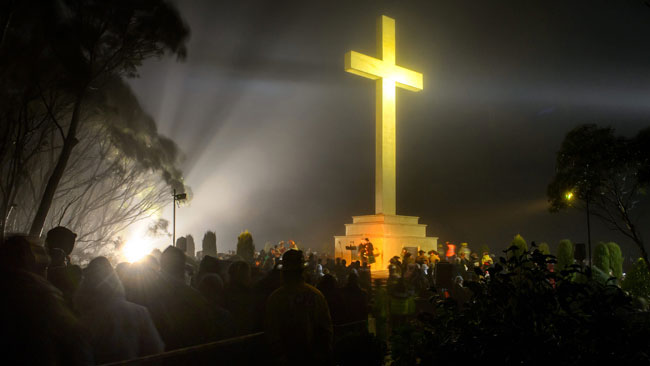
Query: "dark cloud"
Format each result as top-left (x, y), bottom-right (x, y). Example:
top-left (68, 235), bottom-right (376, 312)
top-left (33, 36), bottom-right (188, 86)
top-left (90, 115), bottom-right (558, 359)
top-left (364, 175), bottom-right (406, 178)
top-left (128, 0), bottom-right (650, 255)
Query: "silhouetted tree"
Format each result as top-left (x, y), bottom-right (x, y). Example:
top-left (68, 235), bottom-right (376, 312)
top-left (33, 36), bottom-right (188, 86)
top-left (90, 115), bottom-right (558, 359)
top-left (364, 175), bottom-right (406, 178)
top-left (593, 242), bottom-right (611, 275)
top-left (148, 218), bottom-right (171, 238)
top-left (547, 124), bottom-right (650, 268)
top-left (24, 0), bottom-right (189, 236)
top-left (9, 96), bottom-right (179, 261)
top-left (202, 231), bottom-right (217, 258)
top-left (538, 242), bottom-right (551, 255)
top-left (236, 230), bottom-right (254, 263)
top-left (0, 1), bottom-right (63, 241)
top-left (606, 242), bottom-right (623, 279)
top-left (509, 234), bottom-right (528, 259)
top-left (175, 236), bottom-right (187, 253)
top-left (556, 239), bottom-right (574, 271)
top-left (186, 235), bottom-right (195, 258)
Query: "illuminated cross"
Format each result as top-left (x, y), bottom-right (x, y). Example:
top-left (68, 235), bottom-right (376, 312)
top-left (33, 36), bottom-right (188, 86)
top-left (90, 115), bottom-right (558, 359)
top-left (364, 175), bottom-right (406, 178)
top-left (345, 15), bottom-right (423, 215)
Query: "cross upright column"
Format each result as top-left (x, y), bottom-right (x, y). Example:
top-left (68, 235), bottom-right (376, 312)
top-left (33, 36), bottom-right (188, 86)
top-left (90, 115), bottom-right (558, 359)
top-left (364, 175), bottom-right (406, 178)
top-left (375, 16), bottom-right (396, 215)
top-left (376, 76), bottom-right (396, 215)
top-left (345, 15), bottom-right (422, 215)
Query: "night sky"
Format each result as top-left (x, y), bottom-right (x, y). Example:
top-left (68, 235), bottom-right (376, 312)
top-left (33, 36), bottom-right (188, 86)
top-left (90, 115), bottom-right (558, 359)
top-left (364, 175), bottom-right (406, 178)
top-left (128, 0), bottom-right (650, 256)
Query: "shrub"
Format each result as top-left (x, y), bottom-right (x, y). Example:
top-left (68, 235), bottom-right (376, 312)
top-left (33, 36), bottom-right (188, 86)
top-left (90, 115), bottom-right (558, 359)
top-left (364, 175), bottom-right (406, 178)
top-left (389, 249), bottom-right (650, 364)
top-left (606, 242), bottom-right (623, 279)
top-left (202, 231), bottom-right (217, 257)
top-left (557, 239), bottom-right (574, 271)
top-left (236, 230), bottom-right (255, 263)
top-left (622, 258), bottom-right (650, 301)
top-left (508, 234), bottom-right (528, 259)
top-left (538, 242), bottom-right (551, 255)
top-left (593, 242), bottom-right (611, 275)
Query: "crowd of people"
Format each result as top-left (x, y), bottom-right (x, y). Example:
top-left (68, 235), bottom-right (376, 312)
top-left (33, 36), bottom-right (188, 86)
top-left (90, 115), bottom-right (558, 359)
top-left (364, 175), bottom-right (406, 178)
top-left (0, 226), bottom-right (496, 365)
top-left (0, 228), bottom-right (380, 365)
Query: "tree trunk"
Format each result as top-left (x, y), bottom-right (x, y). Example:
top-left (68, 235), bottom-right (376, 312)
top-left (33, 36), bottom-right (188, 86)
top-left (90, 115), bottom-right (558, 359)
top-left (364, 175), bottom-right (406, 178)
top-left (623, 214), bottom-right (650, 272)
top-left (29, 91), bottom-right (84, 236)
top-left (0, 200), bottom-right (7, 243)
top-left (631, 232), bottom-right (650, 271)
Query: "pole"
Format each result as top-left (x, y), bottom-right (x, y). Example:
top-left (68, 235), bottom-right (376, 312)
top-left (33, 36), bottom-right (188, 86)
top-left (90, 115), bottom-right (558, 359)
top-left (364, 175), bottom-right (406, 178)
top-left (586, 195), bottom-right (592, 266)
top-left (172, 189), bottom-right (176, 247)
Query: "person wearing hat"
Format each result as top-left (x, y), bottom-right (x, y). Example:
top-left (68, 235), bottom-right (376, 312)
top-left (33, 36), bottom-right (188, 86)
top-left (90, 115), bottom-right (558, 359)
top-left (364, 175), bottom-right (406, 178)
top-left (265, 250), bottom-right (333, 365)
top-left (45, 226), bottom-right (82, 307)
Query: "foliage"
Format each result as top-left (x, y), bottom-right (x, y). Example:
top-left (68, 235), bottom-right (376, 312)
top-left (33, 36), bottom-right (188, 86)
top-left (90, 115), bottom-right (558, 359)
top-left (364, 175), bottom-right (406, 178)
top-left (389, 248), bottom-right (650, 364)
top-left (547, 124), bottom-right (650, 268)
top-left (556, 239), bottom-right (574, 271)
top-left (0, 0), bottom-right (189, 249)
top-left (508, 234), bottom-right (528, 259)
top-left (607, 242), bottom-right (623, 279)
top-left (185, 234), bottom-right (195, 257)
top-left (0, 0), bottom-right (189, 236)
top-left (538, 242), bottom-right (551, 255)
top-left (593, 242), bottom-right (611, 275)
top-left (202, 231), bottom-right (217, 257)
top-left (148, 218), bottom-right (171, 238)
top-left (237, 230), bottom-right (255, 263)
top-left (175, 236), bottom-right (187, 252)
top-left (622, 258), bottom-right (650, 301)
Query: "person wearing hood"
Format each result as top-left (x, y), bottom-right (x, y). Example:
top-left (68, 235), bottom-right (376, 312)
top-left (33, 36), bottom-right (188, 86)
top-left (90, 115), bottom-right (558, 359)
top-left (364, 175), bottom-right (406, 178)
top-left (74, 256), bottom-right (164, 364)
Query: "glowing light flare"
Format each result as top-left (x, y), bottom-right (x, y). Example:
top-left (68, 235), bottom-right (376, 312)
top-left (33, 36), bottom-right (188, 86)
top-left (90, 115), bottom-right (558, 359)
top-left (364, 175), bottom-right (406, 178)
top-left (565, 191), bottom-right (574, 201)
top-left (122, 236), bottom-right (153, 263)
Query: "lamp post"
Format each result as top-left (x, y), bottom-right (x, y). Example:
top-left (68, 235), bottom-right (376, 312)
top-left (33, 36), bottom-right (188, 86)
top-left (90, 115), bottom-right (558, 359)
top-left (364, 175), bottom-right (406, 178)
top-left (172, 189), bottom-right (187, 247)
top-left (565, 190), bottom-right (591, 266)
top-left (585, 194), bottom-right (591, 266)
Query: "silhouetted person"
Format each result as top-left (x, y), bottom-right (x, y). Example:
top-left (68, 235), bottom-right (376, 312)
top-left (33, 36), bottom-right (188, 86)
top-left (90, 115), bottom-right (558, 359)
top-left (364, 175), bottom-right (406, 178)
top-left (449, 275), bottom-right (471, 307)
top-left (0, 235), bottom-right (92, 365)
top-left (148, 246), bottom-right (220, 350)
top-left (115, 261), bottom-right (131, 284)
top-left (265, 250), bottom-right (333, 365)
top-left (45, 226), bottom-right (76, 259)
top-left (317, 274), bottom-right (345, 325)
top-left (74, 257), bottom-right (163, 364)
top-left (197, 273), bottom-right (235, 339)
top-left (340, 271), bottom-right (369, 324)
top-left (224, 260), bottom-right (255, 334)
top-left (335, 259), bottom-right (348, 283)
top-left (45, 226), bottom-right (81, 307)
top-left (1, 234), bottom-right (49, 276)
top-left (161, 243), bottom-right (187, 280)
top-left (252, 264), bottom-right (284, 330)
top-left (192, 254), bottom-right (220, 289)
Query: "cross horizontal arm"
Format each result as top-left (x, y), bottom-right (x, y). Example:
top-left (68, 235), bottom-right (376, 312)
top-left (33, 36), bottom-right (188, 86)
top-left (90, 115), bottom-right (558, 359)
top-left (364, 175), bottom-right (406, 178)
top-left (345, 51), bottom-right (383, 80)
top-left (393, 65), bottom-right (423, 92)
top-left (345, 51), bottom-right (423, 91)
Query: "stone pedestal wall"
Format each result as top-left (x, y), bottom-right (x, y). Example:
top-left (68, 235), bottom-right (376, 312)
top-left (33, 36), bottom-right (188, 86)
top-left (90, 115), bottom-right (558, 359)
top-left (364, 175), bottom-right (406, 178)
top-left (334, 214), bottom-right (438, 271)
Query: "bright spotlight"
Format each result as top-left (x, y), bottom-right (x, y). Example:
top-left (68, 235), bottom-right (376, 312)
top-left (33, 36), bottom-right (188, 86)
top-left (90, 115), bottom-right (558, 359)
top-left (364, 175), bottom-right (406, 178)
top-left (122, 237), bottom-right (151, 263)
top-left (565, 191), bottom-right (574, 201)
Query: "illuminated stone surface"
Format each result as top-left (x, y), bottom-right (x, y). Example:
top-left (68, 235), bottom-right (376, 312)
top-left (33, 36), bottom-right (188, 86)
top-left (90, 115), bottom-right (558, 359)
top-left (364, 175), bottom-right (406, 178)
top-left (335, 16), bottom-right (437, 271)
top-left (335, 214), bottom-right (437, 271)
top-left (345, 15), bottom-right (422, 215)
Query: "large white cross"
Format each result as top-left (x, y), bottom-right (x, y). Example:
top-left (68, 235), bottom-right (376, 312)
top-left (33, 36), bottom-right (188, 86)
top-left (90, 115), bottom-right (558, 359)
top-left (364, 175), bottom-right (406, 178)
top-left (345, 15), bottom-right (423, 215)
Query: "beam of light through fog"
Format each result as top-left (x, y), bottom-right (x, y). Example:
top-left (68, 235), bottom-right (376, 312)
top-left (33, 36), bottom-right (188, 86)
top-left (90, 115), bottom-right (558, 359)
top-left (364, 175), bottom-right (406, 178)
top-left (127, 0), bottom-right (650, 256)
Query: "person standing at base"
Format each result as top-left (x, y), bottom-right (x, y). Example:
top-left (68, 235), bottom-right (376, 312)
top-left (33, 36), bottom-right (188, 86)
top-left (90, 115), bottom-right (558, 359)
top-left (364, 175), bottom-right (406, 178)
top-left (265, 250), bottom-right (333, 365)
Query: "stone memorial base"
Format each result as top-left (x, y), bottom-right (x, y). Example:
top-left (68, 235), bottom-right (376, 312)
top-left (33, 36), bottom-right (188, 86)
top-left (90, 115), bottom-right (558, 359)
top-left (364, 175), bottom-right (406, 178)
top-left (334, 214), bottom-right (438, 271)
